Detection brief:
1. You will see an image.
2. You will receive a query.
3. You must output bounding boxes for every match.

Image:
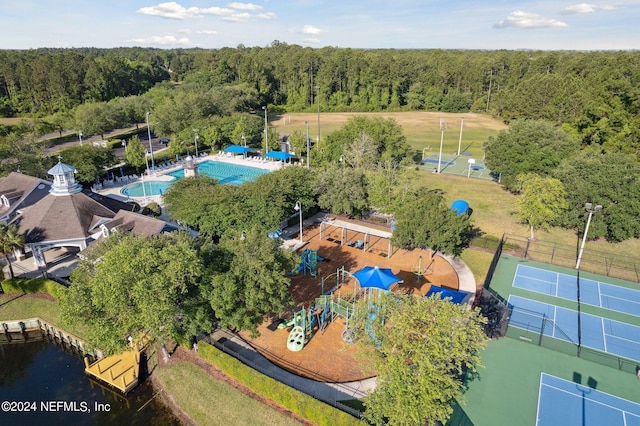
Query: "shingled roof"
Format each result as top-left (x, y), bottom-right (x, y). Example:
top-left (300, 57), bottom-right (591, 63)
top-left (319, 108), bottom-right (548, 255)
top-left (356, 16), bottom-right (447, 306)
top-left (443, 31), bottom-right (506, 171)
top-left (12, 192), bottom-right (116, 243)
top-left (0, 172), bottom-right (50, 220)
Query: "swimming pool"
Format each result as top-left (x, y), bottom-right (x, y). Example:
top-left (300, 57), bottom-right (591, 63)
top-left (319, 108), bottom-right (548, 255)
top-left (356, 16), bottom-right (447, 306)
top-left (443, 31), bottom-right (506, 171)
top-left (121, 160), bottom-right (269, 197)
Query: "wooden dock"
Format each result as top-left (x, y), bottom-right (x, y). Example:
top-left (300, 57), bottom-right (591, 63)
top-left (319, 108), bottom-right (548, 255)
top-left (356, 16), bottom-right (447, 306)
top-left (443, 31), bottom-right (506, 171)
top-left (84, 350), bottom-right (140, 394)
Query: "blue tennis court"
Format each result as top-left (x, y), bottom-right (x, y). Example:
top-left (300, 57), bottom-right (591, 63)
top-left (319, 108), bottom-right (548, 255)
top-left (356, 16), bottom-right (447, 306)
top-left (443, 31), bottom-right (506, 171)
top-left (537, 373), bottom-right (640, 426)
top-left (508, 295), bottom-right (640, 362)
top-left (513, 264), bottom-right (640, 317)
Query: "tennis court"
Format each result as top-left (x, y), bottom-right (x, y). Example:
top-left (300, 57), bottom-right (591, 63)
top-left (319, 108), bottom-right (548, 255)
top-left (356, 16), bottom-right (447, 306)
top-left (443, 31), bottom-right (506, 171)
top-left (508, 295), bottom-right (640, 362)
top-left (513, 264), bottom-right (640, 317)
top-left (537, 373), bottom-right (640, 426)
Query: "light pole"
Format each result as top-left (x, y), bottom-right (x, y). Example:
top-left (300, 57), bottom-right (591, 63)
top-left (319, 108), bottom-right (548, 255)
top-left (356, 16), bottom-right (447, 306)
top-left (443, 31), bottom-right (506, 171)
top-left (241, 133), bottom-right (246, 147)
top-left (315, 86), bottom-right (320, 146)
top-left (437, 119), bottom-right (445, 173)
top-left (193, 129), bottom-right (199, 158)
top-left (304, 121), bottom-right (310, 168)
top-left (575, 203), bottom-right (602, 269)
top-left (294, 201), bottom-right (303, 243)
top-left (262, 106), bottom-right (268, 154)
top-left (122, 139), bottom-right (127, 155)
top-left (78, 131), bottom-right (83, 146)
top-left (146, 111), bottom-right (155, 172)
top-left (457, 117), bottom-right (464, 156)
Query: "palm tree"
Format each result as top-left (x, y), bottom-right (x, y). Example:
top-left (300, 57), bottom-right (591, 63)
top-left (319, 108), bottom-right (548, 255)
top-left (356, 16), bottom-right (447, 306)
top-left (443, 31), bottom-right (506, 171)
top-left (0, 224), bottom-right (25, 279)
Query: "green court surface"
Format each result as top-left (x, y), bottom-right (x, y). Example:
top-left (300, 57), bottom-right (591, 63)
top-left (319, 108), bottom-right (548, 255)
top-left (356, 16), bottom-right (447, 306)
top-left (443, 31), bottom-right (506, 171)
top-left (450, 254), bottom-right (640, 426)
top-left (453, 338), bottom-right (640, 426)
top-left (418, 153), bottom-right (498, 181)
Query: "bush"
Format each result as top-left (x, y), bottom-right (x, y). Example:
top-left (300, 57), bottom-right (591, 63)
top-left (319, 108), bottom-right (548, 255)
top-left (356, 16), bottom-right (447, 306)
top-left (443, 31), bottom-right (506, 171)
top-left (1, 278), bottom-right (66, 299)
top-left (197, 341), bottom-right (361, 426)
top-left (142, 202), bottom-right (162, 217)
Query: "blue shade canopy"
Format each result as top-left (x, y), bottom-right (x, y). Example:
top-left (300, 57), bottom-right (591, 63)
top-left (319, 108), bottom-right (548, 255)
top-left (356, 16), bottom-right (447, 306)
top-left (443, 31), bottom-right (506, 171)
top-left (353, 266), bottom-right (403, 290)
top-left (264, 151), bottom-right (294, 160)
top-left (426, 285), bottom-right (469, 304)
top-left (224, 145), bottom-right (252, 154)
top-left (451, 199), bottom-right (469, 216)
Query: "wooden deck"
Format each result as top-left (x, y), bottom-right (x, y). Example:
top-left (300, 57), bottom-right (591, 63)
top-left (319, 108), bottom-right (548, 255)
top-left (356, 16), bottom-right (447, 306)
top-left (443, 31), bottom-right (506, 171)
top-left (84, 350), bottom-right (140, 394)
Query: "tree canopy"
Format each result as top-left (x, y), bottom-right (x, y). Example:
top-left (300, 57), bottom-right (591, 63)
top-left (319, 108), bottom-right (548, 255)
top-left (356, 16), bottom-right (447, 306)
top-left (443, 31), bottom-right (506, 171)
top-left (351, 293), bottom-right (488, 426)
top-left (483, 120), bottom-right (580, 191)
top-left (391, 189), bottom-right (472, 256)
top-left (515, 174), bottom-right (568, 240)
top-left (60, 232), bottom-right (205, 354)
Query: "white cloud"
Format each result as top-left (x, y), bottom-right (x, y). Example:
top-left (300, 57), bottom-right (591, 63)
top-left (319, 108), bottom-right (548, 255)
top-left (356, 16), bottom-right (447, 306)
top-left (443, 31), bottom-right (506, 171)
top-left (300, 25), bottom-right (327, 35)
top-left (494, 11), bottom-right (569, 29)
top-left (560, 3), bottom-right (616, 15)
top-left (128, 34), bottom-right (192, 45)
top-left (223, 13), bottom-right (251, 22)
top-left (228, 2), bottom-right (262, 11)
top-left (256, 12), bottom-right (277, 20)
top-left (138, 2), bottom-right (233, 20)
top-left (178, 29), bottom-right (218, 35)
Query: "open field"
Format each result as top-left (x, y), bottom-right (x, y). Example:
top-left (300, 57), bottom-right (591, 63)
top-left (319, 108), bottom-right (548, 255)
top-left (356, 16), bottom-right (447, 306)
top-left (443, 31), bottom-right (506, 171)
top-left (154, 361), bottom-right (303, 426)
top-left (272, 111), bottom-right (508, 158)
top-left (0, 117), bottom-right (25, 125)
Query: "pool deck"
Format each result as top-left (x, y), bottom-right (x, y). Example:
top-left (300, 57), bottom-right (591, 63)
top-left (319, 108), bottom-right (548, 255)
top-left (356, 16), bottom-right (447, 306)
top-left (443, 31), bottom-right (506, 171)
top-left (94, 153), bottom-right (290, 205)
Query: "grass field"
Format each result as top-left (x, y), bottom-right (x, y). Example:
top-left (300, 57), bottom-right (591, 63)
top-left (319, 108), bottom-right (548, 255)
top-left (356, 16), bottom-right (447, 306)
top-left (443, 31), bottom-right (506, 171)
top-left (0, 117), bottom-right (25, 125)
top-left (272, 111), bottom-right (508, 158)
top-left (154, 361), bottom-right (303, 426)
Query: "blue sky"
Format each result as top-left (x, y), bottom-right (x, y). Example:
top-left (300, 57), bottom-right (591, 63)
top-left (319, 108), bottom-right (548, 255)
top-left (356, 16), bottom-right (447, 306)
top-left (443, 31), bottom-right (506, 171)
top-left (2, 1), bottom-right (639, 50)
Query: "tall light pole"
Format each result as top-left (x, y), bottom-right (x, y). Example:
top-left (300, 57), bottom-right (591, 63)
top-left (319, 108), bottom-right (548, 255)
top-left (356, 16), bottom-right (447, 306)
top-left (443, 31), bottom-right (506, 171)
top-left (78, 131), bottom-right (83, 146)
top-left (304, 121), bottom-right (310, 168)
top-left (437, 119), bottom-right (445, 173)
top-left (241, 133), bottom-right (246, 147)
top-left (457, 117), bottom-right (464, 156)
top-left (315, 86), bottom-right (320, 146)
top-left (146, 111), bottom-right (155, 172)
top-left (294, 201), bottom-right (303, 243)
top-left (262, 106), bottom-right (268, 154)
top-left (193, 129), bottom-right (199, 158)
top-left (575, 203), bottom-right (602, 269)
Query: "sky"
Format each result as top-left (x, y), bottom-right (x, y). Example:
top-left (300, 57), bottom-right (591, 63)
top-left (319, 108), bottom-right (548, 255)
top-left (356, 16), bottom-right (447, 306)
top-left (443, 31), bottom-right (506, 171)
top-left (2, 1), bottom-right (639, 51)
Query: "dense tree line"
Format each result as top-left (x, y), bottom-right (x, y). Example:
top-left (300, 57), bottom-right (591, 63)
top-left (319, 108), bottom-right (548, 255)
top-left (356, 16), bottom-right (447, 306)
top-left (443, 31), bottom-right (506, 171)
top-left (2, 45), bottom-right (640, 153)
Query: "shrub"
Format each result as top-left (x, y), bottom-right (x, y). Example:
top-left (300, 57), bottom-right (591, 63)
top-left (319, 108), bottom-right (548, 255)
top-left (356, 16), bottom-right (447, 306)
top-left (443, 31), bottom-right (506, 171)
top-left (197, 341), bottom-right (361, 426)
top-left (142, 202), bottom-right (162, 217)
top-left (1, 278), bottom-right (66, 299)
top-left (127, 200), bottom-right (141, 212)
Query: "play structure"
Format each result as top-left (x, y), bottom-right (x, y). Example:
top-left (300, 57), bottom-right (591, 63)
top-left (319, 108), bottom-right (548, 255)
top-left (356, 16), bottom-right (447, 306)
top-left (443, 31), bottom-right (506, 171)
top-left (450, 199), bottom-right (470, 216)
top-left (319, 218), bottom-right (395, 258)
top-left (292, 248), bottom-right (323, 278)
top-left (281, 266), bottom-right (403, 350)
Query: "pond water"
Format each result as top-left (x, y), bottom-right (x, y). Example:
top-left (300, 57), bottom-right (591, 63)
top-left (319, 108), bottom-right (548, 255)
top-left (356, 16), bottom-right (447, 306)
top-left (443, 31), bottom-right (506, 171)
top-left (0, 337), bottom-right (180, 425)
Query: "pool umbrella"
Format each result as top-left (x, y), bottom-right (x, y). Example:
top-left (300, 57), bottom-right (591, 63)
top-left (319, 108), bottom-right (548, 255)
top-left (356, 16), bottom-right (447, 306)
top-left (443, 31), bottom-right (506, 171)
top-left (353, 266), bottom-right (403, 291)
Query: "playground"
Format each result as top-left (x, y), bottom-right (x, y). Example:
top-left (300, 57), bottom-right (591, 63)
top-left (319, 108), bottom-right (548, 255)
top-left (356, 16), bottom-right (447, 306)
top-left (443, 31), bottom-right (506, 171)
top-left (239, 218), bottom-right (464, 383)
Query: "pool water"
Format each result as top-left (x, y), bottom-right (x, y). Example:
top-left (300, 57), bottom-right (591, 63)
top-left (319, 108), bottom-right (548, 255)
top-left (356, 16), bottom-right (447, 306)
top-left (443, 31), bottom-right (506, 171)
top-left (121, 160), bottom-right (269, 197)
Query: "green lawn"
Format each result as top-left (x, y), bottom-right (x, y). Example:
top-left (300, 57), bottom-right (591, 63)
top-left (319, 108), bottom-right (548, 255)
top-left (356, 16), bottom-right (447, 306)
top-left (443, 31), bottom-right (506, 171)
top-left (154, 361), bottom-right (303, 426)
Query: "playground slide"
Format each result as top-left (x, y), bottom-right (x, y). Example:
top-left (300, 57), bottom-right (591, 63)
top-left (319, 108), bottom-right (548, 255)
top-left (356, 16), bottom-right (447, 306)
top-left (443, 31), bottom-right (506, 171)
top-left (277, 317), bottom-right (295, 329)
top-left (287, 326), bottom-right (305, 351)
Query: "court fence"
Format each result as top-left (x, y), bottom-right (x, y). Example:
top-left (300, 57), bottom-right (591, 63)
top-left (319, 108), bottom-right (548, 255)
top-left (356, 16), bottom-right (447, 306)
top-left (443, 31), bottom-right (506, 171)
top-left (504, 306), bottom-right (639, 375)
top-left (499, 234), bottom-right (640, 283)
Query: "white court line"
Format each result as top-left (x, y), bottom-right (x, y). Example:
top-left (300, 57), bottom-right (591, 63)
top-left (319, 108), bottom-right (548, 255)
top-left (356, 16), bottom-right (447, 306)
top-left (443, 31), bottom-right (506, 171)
top-left (598, 280), bottom-right (603, 307)
top-left (555, 273), bottom-right (560, 297)
top-left (601, 317), bottom-right (608, 352)
top-left (536, 372), bottom-right (544, 426)
top-left (540, 382), bottom-right (633, 416)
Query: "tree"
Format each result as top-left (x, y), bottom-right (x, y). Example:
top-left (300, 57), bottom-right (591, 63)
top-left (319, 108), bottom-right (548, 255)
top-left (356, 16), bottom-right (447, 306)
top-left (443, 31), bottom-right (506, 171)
top-left (125, 135), bottom-right (147, 173)
top-left (515, 173), bottom-right (568, 240)
top-left (208, 227), bottom-right (296, 336)
top-left (315, 163), bottom-right (369, 217)
top-left (342, 131), bottom-right (380, 170)
top-left (553, 150), bottom-right (640, 241)
top-left (367, 158), bottom-right (422, 213)
top-left (483, 120), bottom-right (580, 191)
top-left (60, 232), bottom-right (205, 354)
top-left (0, 224), bottom-right (24, 279)
top-left (391, 188), bottom-right (471, 257)
top-left (352, 293), bottom-right (488, 426)
top-left (58, 144), bottom-right (117, 183)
